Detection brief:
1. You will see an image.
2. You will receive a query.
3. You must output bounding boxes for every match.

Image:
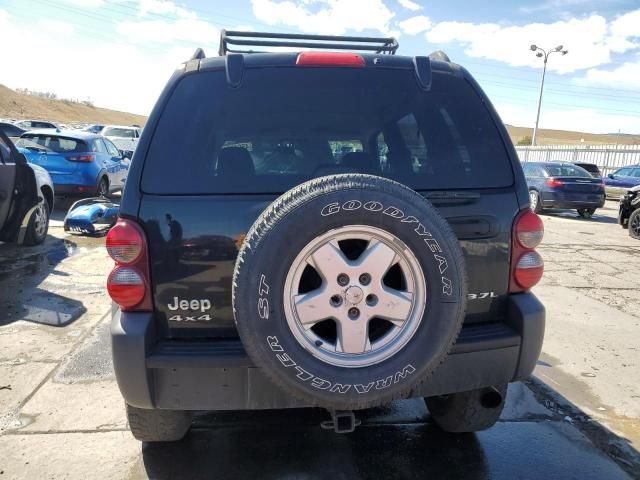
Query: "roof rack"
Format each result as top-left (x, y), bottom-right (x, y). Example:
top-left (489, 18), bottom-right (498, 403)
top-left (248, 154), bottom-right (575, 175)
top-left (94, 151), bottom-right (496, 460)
top-left (218, 30), bottom-right (399, 56)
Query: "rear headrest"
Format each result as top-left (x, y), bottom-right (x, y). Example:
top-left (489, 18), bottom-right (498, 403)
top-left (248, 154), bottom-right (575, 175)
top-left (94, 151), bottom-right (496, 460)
top-left (217, 146), bottom-right (255, 177)
top-left (341, 152), bottom-right (377, 174)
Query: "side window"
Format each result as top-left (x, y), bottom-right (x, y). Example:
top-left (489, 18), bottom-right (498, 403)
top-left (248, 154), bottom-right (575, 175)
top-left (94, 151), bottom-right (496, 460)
top-left (521, 164), bottom-right (531, 175)
top-left (616, 168), bottom-right (631, 176)
top-left (93, 139), bottom-right (108, 154)
top-left (630, 168), bottom-right (640, 178)
top-left (104, 139), bottom-right (120, 157)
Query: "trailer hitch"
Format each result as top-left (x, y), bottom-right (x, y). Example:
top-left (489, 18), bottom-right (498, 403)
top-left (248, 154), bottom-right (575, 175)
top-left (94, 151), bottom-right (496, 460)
top-left (320, 410), bottom-right (360, 434)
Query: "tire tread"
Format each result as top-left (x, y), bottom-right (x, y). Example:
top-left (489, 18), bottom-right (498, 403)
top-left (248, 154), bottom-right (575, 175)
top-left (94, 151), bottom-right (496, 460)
top-left (126, 404), bottom-right (191, 442)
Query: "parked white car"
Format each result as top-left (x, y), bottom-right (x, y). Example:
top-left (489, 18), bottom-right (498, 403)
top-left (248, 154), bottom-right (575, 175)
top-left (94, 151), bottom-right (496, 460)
top-left (101, 125), bottom-right (142, 156)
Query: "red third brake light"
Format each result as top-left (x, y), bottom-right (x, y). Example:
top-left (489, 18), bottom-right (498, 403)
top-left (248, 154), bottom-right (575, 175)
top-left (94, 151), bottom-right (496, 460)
top-left (296, 52), bottom-right (365, 67)
top-left (106, 219), bottom-right (152, 311)
top-left (510, 209), bottom-right (544, 292)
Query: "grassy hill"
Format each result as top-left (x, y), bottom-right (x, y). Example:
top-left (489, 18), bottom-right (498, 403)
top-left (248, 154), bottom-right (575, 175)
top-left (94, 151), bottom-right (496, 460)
top-left (505, 125), bottom-right (640, 146)
top-left (0, 85), bottom-right (146, 126)
top-left (0, 84), bottom-right (637, 145)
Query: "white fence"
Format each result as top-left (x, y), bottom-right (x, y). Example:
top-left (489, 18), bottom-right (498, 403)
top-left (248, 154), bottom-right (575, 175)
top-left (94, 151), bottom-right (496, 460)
top-left (515, 144), bottom-right (640, 176)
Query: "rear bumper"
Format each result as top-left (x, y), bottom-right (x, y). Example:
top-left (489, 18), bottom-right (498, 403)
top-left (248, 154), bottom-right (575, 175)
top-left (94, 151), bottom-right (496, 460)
top-left (111, 293), bottom-right (545, 410)
top-left (54, 184), bottom-right (96, 195)
top-left (541, 191), bottom-right (605, 209)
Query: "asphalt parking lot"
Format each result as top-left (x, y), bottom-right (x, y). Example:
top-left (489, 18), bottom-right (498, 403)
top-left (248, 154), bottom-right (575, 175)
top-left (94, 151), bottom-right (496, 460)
top-left (0, 200), bottom-right (639, 479)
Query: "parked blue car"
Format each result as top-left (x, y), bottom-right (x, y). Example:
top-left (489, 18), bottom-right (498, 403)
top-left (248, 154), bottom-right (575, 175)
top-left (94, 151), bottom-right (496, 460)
top-left (603, 164), bottom-right (640, 199)
top-left (15, 130), bottom-right (129, 196)
top-left (522, 161), bottom-right (606, 218)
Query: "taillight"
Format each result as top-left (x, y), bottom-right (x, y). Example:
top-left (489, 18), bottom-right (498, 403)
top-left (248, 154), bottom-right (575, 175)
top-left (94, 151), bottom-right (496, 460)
top-left (106, 221), bottom-right (143, 264)
top-left (106, 219), bottom-right (152, 311)
top-left (107, 268), bottom-right (146, 308)
top-left (66, 154), bottom-right (95, 162)
top-left (546, 178), bottom-right (563, 188)
top-left (296, 52), bottom-right (365, 67)
top-left (510, 210), bottom-right (544, 292)
top-left (515, 210), bottom-right (544, 249)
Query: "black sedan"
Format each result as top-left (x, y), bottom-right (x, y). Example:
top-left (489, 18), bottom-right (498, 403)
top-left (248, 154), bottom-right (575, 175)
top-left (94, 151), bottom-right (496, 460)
top-left (522, 162), bottom-right (606, 218)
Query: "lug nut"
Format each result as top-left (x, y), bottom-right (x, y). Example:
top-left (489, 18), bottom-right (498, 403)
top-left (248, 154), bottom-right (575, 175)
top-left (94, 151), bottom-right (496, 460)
top-left (359, 273), bottom-right (371, 285)
top-left (337, 273), bottom-right (350, 286)
top-left (366, 294), bottom-right (378, 306)
top-left (330, 295), bottom-right (343, 307)
top-left (348, 307), bottom-right (360, 319)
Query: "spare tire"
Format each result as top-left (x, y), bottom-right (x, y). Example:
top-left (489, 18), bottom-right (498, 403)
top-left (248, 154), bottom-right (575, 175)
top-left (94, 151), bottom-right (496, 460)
top-left (233, 174), bottom-right (467, 410)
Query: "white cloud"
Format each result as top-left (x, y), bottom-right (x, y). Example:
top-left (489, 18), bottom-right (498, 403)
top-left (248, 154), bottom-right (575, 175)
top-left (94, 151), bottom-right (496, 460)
top-left (116, 0), bottom-right (217, 45)
top-left (607, 9), bottom-right (640, 53)
top-left (251, 0), bottom-right (396, 36)
top-left (575, 59), bottom-right (640, 90)
top-left (231, 25), bottom-right (255, 32)
top-left (398, 15), bottom-right (431, 35)
top-left (398, 0), bottom-right (421, 11)
top-left (60, 0), bottom-right (104, 7)
top-left (37, 19), bottom-right (75, 36)
top-left (138, 0), bottom-right (194, 19)
top-left (0, 8), bottom-right (189, 115)
top-left (520, 0), bottom-right (595, 14)
top-left (425, 15), bottom-right (629, 74)
top-left (117, 18), bottom-right (218, 44)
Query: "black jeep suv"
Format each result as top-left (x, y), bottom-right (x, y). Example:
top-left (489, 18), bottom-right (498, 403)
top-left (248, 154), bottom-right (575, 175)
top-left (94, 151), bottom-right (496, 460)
top-left (107, 31), bottom-right (545, 441)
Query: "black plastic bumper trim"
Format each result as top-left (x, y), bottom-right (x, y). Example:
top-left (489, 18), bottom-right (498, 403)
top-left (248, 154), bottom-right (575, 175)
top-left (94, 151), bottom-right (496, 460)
top-left (145, 322), bottom-right (521, 369)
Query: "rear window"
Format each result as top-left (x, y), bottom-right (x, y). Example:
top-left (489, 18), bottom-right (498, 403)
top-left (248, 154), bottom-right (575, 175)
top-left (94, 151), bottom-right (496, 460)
top-left (574, 164), bottom-right (601, 177)
top-left (104, 127), bottom-right (136, 138)
top-left (142, 67), bottom-right (514, 194)
top-left (17, 135), bottom-right (88, 153)
top-left (544, 164), bottom-right (591, 178)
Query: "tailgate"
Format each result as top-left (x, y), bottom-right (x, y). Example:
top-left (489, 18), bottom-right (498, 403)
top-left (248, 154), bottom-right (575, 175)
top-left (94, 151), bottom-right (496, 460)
top-left (140, 189), bottom-right (518, 338)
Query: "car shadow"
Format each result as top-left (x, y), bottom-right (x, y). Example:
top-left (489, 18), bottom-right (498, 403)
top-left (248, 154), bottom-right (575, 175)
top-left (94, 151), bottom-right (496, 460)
top-left (142, 409), bottom-right (490, 480)
top-left (541, 210), bottom-right (619, 224)
top-left (0, 235), bottom-right (86, 327)
top-left (140, 382), bottom-right (639, 479)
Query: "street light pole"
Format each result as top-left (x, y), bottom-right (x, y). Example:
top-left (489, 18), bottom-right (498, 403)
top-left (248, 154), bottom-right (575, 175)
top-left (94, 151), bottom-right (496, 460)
top-left (530, 44), bottom-right (568, 146)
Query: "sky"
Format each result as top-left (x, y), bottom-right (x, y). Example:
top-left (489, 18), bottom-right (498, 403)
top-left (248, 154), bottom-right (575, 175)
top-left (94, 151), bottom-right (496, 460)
top-left (1, 0), bottom-right (639, 134)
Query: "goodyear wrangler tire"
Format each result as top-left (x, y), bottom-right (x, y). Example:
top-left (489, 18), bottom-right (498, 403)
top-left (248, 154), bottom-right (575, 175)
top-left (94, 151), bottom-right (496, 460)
top-left (233, 175), bottom-right (467, 410)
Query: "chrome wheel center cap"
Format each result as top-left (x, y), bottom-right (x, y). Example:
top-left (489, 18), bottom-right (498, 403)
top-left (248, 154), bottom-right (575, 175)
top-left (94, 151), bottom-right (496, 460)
top-left (345, 286), bottom-right (364, 305)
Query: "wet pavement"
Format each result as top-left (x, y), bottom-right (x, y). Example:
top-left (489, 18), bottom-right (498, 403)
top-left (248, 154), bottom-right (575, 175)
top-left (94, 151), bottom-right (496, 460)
top-left (0, 199), bottom-right (639, 479)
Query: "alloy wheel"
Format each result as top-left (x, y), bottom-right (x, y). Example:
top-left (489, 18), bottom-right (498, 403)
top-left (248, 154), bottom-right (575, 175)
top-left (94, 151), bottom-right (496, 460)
top-left (283, 225), bottom-right (426, 368)
top-left (33, 203), bottom-right (48, 238)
